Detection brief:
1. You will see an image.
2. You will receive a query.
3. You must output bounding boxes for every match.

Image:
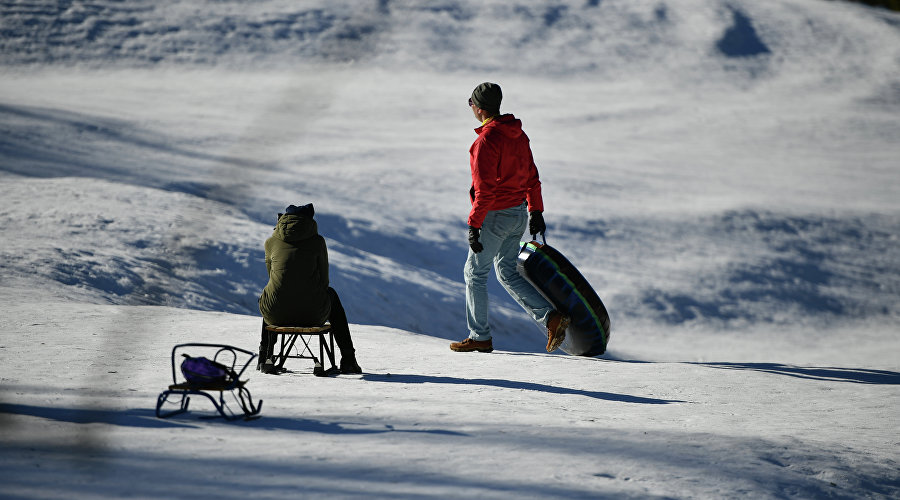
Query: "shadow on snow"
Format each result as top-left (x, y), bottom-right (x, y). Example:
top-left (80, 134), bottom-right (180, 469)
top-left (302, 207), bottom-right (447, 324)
top-left (0, 402), bottom-right (468, 436)
top-left (693, 362), bottom-right (900, 385)
top-left (0, 403), bottom-right (194, 429)
top-left (361, 373), bottom-right (683, 404)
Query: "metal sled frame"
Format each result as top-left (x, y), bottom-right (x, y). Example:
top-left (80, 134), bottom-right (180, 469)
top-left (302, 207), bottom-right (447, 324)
top-left (156, 343), bottom-right (262, 421)
top-left (266, 323), bottom-right (339, 376)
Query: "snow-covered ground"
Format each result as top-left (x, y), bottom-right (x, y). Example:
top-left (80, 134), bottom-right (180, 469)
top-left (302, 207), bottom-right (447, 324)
top-left (1, 0), bottom-right (899, 498)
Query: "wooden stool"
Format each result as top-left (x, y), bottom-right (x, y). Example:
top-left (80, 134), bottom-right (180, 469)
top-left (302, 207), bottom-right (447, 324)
top-left (265, 323), bottom-right (338, 376)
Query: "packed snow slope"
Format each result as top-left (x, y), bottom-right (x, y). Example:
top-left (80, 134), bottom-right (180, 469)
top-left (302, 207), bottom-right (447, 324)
top-left (1, 0), bottom-right (899, 345)
top-left (1, 0), bottom-right (899, 498)
top-left (1, 303), bottom-right (899, 499)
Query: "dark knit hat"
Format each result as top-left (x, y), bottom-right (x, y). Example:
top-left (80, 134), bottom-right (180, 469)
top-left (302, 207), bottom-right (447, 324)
top-left (470, 82), bottom-right (502, 114)
top-left (284, 203), bottom-right (315, 218)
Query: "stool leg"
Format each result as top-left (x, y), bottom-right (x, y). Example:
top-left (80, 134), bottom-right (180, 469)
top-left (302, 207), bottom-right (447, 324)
top-left (277, 333), bottom-right (302, 370)
top-left (314, 331), bottom-right (339, 377)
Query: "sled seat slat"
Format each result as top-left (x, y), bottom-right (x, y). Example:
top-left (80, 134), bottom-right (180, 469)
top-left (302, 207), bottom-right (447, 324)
top-left (265, 325), bottom-right (332, 333)
top-left (168, 380), bottom-right (246, 392)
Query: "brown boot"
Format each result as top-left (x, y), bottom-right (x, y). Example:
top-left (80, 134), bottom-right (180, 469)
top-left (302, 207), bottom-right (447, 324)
top-left (546, 312), bottom-right (570, 352)
top-left (450, 338), bottom-right (494, 353)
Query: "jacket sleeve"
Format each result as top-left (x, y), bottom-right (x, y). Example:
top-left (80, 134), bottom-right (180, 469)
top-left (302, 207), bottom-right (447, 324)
top-left (468, 136), bottom-right (500, 228)
top-left (524, 154), bottom-right (543, 213)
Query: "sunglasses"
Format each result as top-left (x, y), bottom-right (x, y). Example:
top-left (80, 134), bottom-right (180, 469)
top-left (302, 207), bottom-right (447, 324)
top-left (468, 98), bottom-right (474, 107)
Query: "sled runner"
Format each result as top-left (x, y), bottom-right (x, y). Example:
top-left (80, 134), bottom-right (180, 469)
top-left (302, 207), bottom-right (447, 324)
top-left (265, 323), bottom-right (339, 376)
top-left (517, 238), bottom-right (611, 356)
top-left (156, 343), bottom-right (262, 421)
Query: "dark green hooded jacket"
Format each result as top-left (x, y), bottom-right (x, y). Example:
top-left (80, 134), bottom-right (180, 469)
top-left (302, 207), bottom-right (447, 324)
top-left (258, 213), bottom-right (331, 326)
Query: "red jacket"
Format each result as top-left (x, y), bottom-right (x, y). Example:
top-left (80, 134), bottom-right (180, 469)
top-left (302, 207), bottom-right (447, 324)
top-left (468, 114), bottom-right (543, 228)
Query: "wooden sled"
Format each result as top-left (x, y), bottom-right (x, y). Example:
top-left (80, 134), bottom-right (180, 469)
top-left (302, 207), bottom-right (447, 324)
top-left (156, 343), bottom-right (262, 421)
top-left (264, 323), bottom-right (339, 377)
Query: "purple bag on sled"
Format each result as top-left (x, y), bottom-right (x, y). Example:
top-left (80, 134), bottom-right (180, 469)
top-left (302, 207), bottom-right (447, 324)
top-left (180, 355), bottom-right (231, 385)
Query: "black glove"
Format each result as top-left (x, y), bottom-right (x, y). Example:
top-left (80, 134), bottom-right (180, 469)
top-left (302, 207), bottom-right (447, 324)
top-left (528, 211), bottom-right (546, 236)
top-left (468, 226), bottom-right (484, 253)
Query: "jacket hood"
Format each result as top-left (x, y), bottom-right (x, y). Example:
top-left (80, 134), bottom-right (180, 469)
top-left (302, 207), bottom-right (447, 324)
top-left (273, 214), bottom-right (318, 243)
top-left (477, 114), bottom-right (523, 139)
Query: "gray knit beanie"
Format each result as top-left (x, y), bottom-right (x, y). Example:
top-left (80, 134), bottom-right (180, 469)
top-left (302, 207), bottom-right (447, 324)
top-left (470, 82), bottom-right (502, 115)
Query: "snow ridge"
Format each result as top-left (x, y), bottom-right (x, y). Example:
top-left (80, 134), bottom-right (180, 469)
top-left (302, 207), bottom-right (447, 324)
top-left (3, 0), bottom-right (898, 81)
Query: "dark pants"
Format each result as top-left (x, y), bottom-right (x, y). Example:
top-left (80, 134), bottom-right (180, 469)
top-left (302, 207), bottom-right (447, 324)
top-left (259, 287), bottom-right (356, 362)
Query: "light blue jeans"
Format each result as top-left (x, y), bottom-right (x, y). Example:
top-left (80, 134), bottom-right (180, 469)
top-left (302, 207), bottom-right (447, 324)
top-left (465, 202), bottom-right (553, 340)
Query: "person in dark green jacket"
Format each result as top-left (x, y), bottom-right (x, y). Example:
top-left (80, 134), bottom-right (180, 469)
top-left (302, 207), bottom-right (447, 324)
top-left (258, 203), bottom-right (361, 374)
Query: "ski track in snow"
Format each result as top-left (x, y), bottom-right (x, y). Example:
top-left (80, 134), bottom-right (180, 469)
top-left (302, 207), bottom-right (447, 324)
top-left (1, 0), bottom-right (899, 498)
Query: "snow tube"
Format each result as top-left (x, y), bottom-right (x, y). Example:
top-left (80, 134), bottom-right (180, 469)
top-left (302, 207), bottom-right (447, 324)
top-left (517, 240), bottom-right (610, 356)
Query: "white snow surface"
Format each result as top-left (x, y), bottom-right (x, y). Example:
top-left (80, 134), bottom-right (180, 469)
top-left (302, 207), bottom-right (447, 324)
top-left (1, 0), bottom-right (899, 498)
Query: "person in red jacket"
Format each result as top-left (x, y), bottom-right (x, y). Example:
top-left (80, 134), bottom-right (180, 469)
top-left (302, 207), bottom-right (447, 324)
top-left (450, 82), bottom-right (570, 354)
